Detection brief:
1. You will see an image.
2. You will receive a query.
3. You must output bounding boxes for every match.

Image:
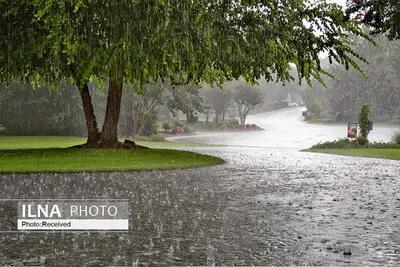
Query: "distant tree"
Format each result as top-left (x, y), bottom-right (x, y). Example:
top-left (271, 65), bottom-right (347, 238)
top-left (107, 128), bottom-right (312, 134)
top-left (308, 101), bottom-right (323, 117)
top-left (123, 82), bottom-right (166, 137)
top-left (324, 33), bottom-right (400, 122)
top-left (203, 85), bottom-right (233, 125)
top-left (162, 121), bottom-right (171, 132)
top-left (0, 82), bottom-right (85, 135)
top-left (229, 81), bottom-right (264, 125)
top-left (166, 84), bottom-right (204, 124)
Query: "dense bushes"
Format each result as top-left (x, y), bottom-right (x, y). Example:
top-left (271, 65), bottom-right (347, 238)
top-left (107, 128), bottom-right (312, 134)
top-left (134, 134), bottom-right (166, 142)
top-left (356, 136), bottom-right (369, 146)
top-left (193, 119), bottom-right (263, 131)
top-left (311, 138), bottom-right (400, 149)
top-left (392, 131), bottom-right (400, 144)
top-left (311, 139), bottom-right (358, 149)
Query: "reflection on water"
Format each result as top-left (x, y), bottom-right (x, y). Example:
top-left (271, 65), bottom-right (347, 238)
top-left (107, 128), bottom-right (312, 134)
top-left (1, 108), bottom-right (400, 266)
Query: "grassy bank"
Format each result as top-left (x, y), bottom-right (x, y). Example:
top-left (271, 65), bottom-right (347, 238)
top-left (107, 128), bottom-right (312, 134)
top-left (306, 148), bottom-right (400, 161)
top-left (0, 136), bottom-right (224, 173)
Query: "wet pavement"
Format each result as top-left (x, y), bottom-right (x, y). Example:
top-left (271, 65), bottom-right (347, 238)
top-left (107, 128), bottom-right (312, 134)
top-left (1, 108), bottom-right (400, 266)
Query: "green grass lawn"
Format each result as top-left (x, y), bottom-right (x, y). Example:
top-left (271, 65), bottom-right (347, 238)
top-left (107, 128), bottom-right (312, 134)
top-left (0, 136), bottom-right (211, 150)
top-left (0, 136), bottom-right (224, 173)
top-left (306, 148), bottom-right (400, 160)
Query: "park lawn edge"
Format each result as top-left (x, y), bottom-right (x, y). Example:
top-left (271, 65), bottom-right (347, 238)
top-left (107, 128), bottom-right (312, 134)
top-left (0, 136), bottom-right (221, 150)
top-left (303, 148), bottom-right (400, 161)
top-left (0, 148), bottom-right (225, 174)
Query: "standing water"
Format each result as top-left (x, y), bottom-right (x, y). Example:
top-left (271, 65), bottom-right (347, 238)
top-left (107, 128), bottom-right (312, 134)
top-left (1, 108), bottom-right (400, 266)
top-left (172, 107), bottom-right (397, 149)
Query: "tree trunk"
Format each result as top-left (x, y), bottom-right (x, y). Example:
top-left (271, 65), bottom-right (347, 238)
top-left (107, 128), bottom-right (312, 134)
top-left (100, 68), bottom-right (124, 147)
top-left (78, 83), bottom-right (100, 146)
top-left (240, 115), bottom-right (246, 125)
top-left (238, 102), bottom-right (245, 125)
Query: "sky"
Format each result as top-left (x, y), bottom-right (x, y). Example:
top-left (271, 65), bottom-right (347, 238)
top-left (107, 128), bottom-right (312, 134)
top-left (331, 0), bottom-right (346, 8)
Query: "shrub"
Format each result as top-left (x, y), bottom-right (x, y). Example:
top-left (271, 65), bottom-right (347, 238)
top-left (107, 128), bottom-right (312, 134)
top-left (368, 142), bottom-right (400, 148)
top-left (162, 121), bottom-right (171, 132)
top-left (183, 124), bottom-right (194, 133)
top-left (140, 111), bottom-right (158, 136)
top-left (392, 130), bottom-right (400, 144)
top-left (223, 119), bottom-right (240, 129)
top-left (135, 134), bottom-right (166, 142)
top-left (311, 138), bottom-right (357, 149)
top-left (358, 104), bottom-right (371, 138)
top-left (356, 136), bottom-right (369, 146)
top-left (172, 120), bottom-right (184, 128)
top-left (308, 101), bottom-right (322, 116)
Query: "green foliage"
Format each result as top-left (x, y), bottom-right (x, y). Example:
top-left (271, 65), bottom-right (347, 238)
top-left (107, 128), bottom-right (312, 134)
top-left (392, 131), bottom-right (400, 144)
top-left (121, 82), bottom-right (167, 137)
top-left (311, 138), bottom-right (358, 149)
top-left (310, 138), bottom-right (400, 149)
top-left (356, 136), bottom-right (369, 146)
top-left (308, 101), bottom-right (323, 116)
top-left (1, 0), bottom-right (370, 89)
top-left (224, 119), bottom-right (240, 129)
top-left (229, 80), bottom-right (264, 124)
top-left (347, 0), bottom-right (400, 40)
top-left (172, 120), bottom-right (184, 128)
top-left (166, 84), bottom-right (204, 123)
top-left (0, 0), bottom-right (374, 141)
top-left (358, 104), bottom-right (371, 138)
top-left (134, 134), bottom-right (166, 142)
top-left (162, 121), bottom-right (171, 132)
top-left (326, 35), bottom-right (400, 122)
top-left (138, 110), bottom-right (158, 136)
top-left (203, 85), bottom-right (233, 125)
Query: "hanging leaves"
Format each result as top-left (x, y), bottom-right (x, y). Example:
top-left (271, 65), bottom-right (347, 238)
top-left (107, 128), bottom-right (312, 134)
top-left (1, 0), bottom-right (369, 89)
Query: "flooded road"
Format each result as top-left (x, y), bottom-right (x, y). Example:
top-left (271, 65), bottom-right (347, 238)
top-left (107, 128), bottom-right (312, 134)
top-left (1, 108), bottom-right (400, 266)
top-left (173, 107), bottom-right (397, 149)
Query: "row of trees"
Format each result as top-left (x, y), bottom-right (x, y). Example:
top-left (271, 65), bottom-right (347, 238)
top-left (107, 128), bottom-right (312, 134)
top-left (203, 82), bottom-right (264, 125)
top-left (0, 82), bottom-right (86, 135)
top-left (0, 79), bottom-right (263, 136)
top-left (301, 33), bottom-right (400, 122)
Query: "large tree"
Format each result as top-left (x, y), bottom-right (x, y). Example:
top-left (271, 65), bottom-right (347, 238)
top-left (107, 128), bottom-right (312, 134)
top-left (1, 0), bottom-right (368, 148)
